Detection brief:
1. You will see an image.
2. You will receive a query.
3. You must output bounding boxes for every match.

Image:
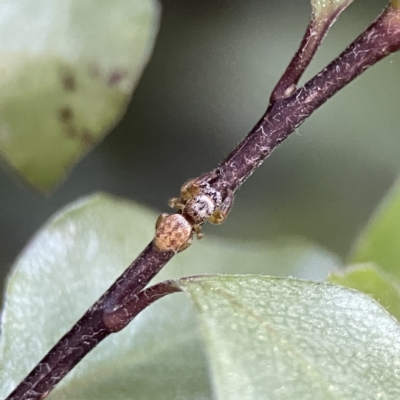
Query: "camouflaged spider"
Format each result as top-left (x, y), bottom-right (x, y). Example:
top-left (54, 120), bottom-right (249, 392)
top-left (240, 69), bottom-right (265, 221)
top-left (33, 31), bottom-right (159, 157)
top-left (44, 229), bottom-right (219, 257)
top-left (154, 173), bottom-right (234, 253)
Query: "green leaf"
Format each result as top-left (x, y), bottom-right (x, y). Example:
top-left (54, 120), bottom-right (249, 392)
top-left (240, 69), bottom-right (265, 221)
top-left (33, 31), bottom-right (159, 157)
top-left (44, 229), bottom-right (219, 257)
top-left (349, 180), bottom-right (400, 279)
top-left (177, 275), bottom-right (400, 400)
top-left (0, 194), bottom-right (340, 399)
top-left (328, 263), bottom-right (400, 321)
top-left (0, 0), bottom-right (160, 191)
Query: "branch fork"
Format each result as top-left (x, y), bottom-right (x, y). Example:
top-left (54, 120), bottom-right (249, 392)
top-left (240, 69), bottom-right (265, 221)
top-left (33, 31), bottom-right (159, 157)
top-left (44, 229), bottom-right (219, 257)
top-left (6, 3), bottom-right (400, 399)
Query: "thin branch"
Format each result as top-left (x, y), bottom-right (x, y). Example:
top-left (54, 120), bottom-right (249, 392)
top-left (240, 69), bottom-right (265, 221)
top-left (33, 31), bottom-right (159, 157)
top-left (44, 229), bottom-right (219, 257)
top-left (213, 4), bottom-right (400, 194)
top-left (6, 243), bottom-right (174, 400)
top-left (103, 280), bottom-right (182, 333)
top-left (6, 3), bottom-right (400, 400)
top-left (271, 0), bottom-right (354, 102)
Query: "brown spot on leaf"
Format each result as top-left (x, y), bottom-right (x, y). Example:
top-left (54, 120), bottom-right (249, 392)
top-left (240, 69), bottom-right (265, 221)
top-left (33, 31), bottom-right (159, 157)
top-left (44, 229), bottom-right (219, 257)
top-left (81, 129), bottom-right (97, 146)
top-left (108, 70), bottom-right (126, 87)
top-left (58, 106), bottom-right (74, 123)
top-left (62, 73), bottom-right (76, 91)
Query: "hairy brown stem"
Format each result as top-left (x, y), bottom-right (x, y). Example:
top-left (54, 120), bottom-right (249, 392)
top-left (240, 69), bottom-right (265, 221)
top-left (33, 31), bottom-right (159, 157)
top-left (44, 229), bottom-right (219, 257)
top-left (6, 244), bottom-right (174, 400)
top-left (6, 4), bottom-right (400, 400)
top-left (213, 5), bottom-right (400, 195)
top-left (271, 0), bottom-right (353, 102)
top-left (103, 280), bottom-right (182, 332)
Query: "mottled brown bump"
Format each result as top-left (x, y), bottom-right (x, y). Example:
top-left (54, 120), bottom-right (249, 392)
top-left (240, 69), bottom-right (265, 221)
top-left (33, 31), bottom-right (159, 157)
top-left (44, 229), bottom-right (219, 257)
top-left (154, 214), bottom-right (193, 252)
top-left (58, 106), bottom-right (73, 123)
top-left (62, 73), bottom-right (76, 91)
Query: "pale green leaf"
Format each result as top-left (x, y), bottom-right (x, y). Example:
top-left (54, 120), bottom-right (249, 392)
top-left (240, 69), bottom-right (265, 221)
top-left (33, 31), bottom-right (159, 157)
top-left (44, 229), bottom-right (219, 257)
top-left (178, 275), bottom-right (400, 400)
top-left (329, 263), bottom-right (400, 321)
top-left (349, 180), bottom-right (400, 278)
top-left (0, 0), bottom-right (160, 191)
top-left (0, 194), bottom-right (340, 399)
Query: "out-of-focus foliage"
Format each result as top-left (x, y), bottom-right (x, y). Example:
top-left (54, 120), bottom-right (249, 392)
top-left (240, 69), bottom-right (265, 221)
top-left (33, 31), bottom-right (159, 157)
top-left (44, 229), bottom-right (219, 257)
top-left (349, 180), bottom-right (400, 278)
top-left (0, 0), bottom-right (159, 191)
top-left (329, 180), bottom-right (400, 321)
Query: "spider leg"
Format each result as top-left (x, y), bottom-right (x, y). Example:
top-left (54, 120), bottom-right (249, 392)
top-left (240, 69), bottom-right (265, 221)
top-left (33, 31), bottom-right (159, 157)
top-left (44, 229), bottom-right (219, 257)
top-left (208, 190), bottom-right (234, 225)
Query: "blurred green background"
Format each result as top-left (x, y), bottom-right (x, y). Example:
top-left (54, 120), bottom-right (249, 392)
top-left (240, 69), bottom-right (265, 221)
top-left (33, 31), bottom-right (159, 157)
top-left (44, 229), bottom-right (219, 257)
top-left (0, 0), bottom-right (398, 289)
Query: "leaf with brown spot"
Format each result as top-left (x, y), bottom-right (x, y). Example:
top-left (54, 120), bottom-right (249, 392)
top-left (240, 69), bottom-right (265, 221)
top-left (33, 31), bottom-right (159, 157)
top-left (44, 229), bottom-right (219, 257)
top-left (61, 73), bottom-right (77, 92)
top-left (0, 0), bottom-right (160, 191)
top-left (81, 129), bottom-right (97, 147)
top-left (58, 107), bottom-right (74, 123)
top-left (108, 70), bottom-right (127, 87)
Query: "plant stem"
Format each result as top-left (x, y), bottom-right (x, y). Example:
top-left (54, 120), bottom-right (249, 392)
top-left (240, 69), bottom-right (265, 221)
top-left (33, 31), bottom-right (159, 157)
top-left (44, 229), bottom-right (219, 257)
top-left (271, 0), bottom-right (353, 102)
top-left (212, 5), bottom-right (400, 195)
top-left (103, 280), bottom-right (181, 332)
top-left (6, 243), bottom-right (174, 400)
top-left (6, 4), bottom-right (400, 400)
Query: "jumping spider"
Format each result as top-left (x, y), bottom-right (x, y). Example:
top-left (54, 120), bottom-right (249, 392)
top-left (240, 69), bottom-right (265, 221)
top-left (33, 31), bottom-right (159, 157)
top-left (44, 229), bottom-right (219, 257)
top-left (154, 173), bottom-right (234, 252)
